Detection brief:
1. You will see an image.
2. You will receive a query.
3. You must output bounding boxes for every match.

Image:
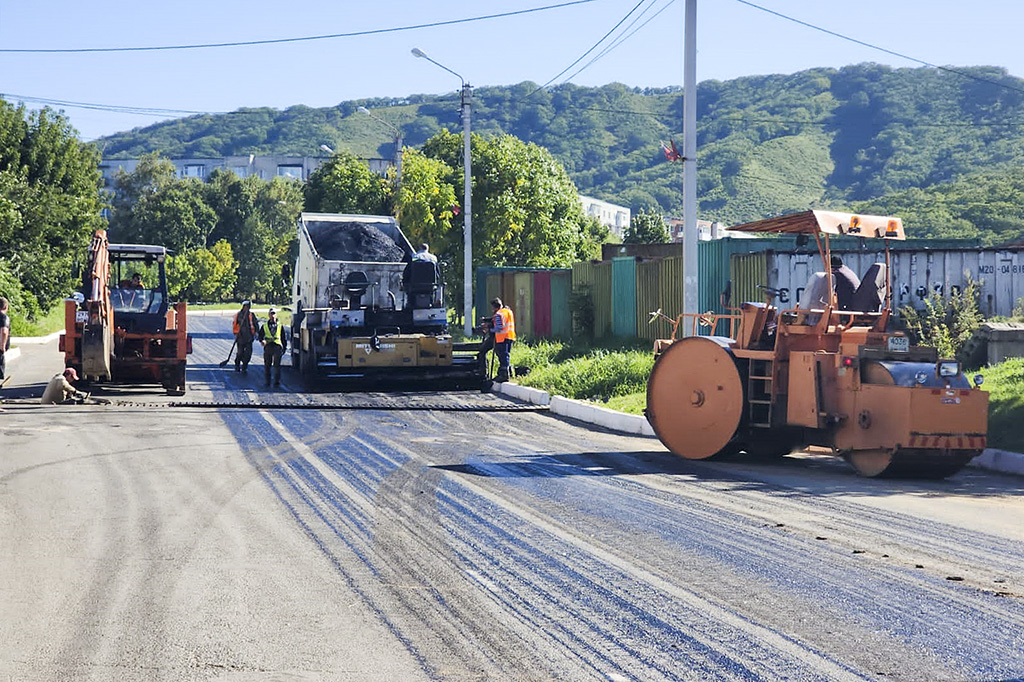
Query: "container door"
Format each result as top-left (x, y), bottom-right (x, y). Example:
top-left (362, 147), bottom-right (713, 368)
top-left (550, 271), bottom-right (571, 338)
top-left (612, 257), bottom-right (637, 337)
top-left (533, 271), bottom-right (552, 338)
top-left (514, 272), bottom-right (533, 339)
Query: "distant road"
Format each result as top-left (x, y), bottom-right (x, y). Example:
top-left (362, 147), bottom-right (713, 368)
top-left (1, 316), bottom-right (1022, 681)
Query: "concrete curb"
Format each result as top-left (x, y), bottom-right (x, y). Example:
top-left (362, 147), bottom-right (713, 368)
top-left (11, 331), bottom-right (63, 345)
top-left (970, 448), bottom-right (1024, 476)
top-left (493, 382), bottom-right (1023, 477)
top-left (492, 382), bottom-right (655, 437)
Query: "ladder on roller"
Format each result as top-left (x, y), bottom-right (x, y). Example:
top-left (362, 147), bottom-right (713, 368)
top-left (747, 357), bottom-right (774, 427)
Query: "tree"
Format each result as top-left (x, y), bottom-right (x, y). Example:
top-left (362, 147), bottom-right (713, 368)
top-left (394, 148), bottom-right (459, 280)
top-left (0, 101), bottom-right (104, 312)
top-left (303, 150), bottom-right (390, 215)
top-left (167, 240), bottom-right (237, 302)
top-left (623, 208), bottom-right (669, 243)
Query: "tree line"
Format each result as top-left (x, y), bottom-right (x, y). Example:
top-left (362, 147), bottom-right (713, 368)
top-left (0, 97), bottom-right (608, 324)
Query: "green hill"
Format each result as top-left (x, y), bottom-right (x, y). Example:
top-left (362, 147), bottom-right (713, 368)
top-left (96, 63), bottom-right (1024, 244)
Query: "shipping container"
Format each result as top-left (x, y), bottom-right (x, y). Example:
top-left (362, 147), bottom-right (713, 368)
top-left (731, 247), bottom-right (1024, 318)
top-left (533, 271), bottom-right (552, 338)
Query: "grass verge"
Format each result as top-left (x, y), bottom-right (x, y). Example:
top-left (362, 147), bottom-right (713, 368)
top-left (981, 358), bottom-right (1024, 453)
top-left (11, 304), bottom-right (66, 337)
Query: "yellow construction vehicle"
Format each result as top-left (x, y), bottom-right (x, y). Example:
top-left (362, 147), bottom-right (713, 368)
top-left (646, 211), bottom-right (988, 478)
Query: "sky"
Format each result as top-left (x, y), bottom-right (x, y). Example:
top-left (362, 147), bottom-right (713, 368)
top-left (2, 0), bottom-right (1023, 143)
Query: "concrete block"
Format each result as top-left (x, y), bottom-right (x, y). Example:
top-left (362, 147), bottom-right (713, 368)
top-left (970, 448), bottom-right (1024, 476)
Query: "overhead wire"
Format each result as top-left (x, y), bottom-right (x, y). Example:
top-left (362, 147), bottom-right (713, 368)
top-left (0, 0), bottom-right (599, 54)
top-left (733, 0), bottom-right (1024, 98)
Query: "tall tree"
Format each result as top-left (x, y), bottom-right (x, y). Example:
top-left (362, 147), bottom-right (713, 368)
top-left (623, 208), bottom-right (669, 244)
top-left (0, 101), bottom-right (103, 311)
top-left (303, 150), bottom-right (390, 215)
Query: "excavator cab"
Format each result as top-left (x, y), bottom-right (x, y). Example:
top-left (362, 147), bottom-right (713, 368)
top-left (107, 246), bottom-right (170, 333)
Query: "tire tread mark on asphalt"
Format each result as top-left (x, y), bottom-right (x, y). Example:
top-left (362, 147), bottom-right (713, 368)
top-left (216, 408), bottom-right (434, 675)
top-left (449, 425), bottom-right (1024, 679)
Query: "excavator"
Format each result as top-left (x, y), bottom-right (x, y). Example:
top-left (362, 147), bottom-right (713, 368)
top-left (59, 229), bottom-right (191, 395)
top-left (646, 211), bottom-right (989, 478)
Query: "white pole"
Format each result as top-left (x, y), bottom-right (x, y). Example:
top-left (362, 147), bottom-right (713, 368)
top-left (462, 83), bottom-right (473, 337)
top-left (682, 0), bottom-right (699, 336)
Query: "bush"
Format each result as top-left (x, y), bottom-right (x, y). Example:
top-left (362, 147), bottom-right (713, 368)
top-left (899, 274), bottom-right (983, 363)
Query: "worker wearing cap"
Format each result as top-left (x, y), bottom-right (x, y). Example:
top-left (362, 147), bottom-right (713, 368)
top-left (232, 300), bottom-right (258, 373)
top-left (259, 307), bottom-right (287, 388)
top-left (490, 297), bottom-right (516, 383)
top-left (41, 368), bottom-right (87, 404)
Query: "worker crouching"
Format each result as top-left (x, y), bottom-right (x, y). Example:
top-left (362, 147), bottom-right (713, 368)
top-left (41, 367), bottom-right (89, 404)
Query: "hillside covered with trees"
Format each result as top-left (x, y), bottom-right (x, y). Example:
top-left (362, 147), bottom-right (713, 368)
top-left (97, 63), bottom-right (1024, 244)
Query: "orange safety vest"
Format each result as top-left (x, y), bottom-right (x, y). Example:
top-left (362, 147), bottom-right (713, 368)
top-left (493, 306), bottom-right (516, 343)
top-left (233, 311), bottom-right (257, 337)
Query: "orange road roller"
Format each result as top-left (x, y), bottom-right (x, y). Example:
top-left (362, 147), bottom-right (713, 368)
top-left (645, 210), bottom-right (988, 478)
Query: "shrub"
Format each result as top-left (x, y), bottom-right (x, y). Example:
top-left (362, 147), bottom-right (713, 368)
top-left (899, 274), bottom-right (983, 363)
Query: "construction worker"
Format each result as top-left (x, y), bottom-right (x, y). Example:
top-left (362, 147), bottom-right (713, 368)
top-left (412, 243), bottom-right (437, 263)
top-left (41, 367), bottom-right (88, 405)
top-left (490, 297), bottom-right (516, 383)
top-left (259, 307), bottom-right (287, 387)
top-left (831, 255), bottom-right (861, 311)
top-left (232, 300), bottom-right (258, 373)
top-left (0, 296), bottom-right (10, 382)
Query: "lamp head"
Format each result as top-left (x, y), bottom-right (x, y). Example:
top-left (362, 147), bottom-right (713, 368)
top-left (411, 48), bottom-right (427, 59)
top-left (357, 106), bottom-right (370, 115)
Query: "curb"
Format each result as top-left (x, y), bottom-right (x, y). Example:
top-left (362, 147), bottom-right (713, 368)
top-left (11, 331), bottom-right (63, 345)
top-left (969, 448), bottom-right (1024, 476)
top-left (491, 382), bottom-right (655, 437)
top-left (492, 382), bottom-right (1022, 477)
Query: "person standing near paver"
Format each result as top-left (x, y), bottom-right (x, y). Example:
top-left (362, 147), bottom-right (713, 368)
top-left (259, 307), bottom-right (287, 388)
top-left (232, 300), bottom-right (259, 374)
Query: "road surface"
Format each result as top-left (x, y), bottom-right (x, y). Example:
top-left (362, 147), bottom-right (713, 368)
top-left (1, 314), bottom-right (1023, 681)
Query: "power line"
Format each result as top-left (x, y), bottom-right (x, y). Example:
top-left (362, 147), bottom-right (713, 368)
top-left (0, 0), bottom-right (598, 54)
top-left (526, 0), bottom-right (649, 98)
top-left (563, 0), bottom-right (678, 83)
top-left (733, 0), bottom-right (1024, 98)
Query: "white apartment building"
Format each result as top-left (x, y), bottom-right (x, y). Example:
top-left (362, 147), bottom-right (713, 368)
top-left (98, 154), bottom-right (391, 188)
top-left (579, 195), bottom-right (631, 238)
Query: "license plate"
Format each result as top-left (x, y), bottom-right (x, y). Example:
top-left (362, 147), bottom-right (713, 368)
top-left (887, 336), bottom-right (909, 352)
top-left (75, 310), bottom-right (89, 323)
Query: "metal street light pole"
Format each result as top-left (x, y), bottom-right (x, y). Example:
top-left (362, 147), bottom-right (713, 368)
top-left (357, 106), bottom-right (403, 188)
top-left (412, 47), bottom-right (473, 337)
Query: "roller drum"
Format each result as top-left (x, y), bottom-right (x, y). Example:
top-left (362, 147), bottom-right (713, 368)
top-left (646, 337), bottom-right (744, 460)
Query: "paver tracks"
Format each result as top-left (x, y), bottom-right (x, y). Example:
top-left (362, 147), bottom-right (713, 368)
top-left (223, 402), bottom-right (1024, 682)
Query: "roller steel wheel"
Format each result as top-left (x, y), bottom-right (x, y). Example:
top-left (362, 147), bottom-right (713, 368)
top-left (844, 448), bottom-right (978, 479)
top-left (646, 337), bottom-right (744, 460)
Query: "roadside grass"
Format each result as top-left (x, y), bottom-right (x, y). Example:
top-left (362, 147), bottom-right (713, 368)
top-left (512, 337), bottom-right (653, 408)
top-left (11, 304), bottom-right (66, 337)
top-left (981, 358), bottom-right (1024, 453)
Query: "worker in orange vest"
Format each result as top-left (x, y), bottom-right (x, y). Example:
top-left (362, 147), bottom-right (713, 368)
top-left (490, 297), bottom-right (516, 382)
top-left (232, 300), bottom-right (259, 373)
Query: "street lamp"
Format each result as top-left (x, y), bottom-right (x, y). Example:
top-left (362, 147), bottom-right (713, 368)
top-left (412, 47), bottom-right (474, 338)
top-left (357, 106), bottom-right (403, 187)
top-left (319, 144), bottom-right (334, 154)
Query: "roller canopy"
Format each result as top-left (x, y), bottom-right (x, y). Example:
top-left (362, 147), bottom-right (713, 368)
top-left (729, 210), bottom-right (905, 240)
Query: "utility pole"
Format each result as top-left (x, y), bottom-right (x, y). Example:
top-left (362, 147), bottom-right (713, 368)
top-left (682, 0), bottom-right (699, 336)
top-left (461, 82), bottom-right (473, 337)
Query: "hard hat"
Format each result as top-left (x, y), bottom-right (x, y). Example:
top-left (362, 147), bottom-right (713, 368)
top-left (242, 300), bottom-right (251, 307)
top-left (64, 367), bottom-right (79, 381)
top-left (268, 307), bottom-right (277, 314)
